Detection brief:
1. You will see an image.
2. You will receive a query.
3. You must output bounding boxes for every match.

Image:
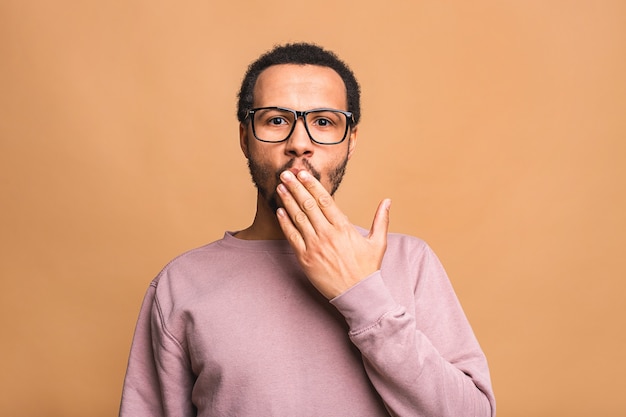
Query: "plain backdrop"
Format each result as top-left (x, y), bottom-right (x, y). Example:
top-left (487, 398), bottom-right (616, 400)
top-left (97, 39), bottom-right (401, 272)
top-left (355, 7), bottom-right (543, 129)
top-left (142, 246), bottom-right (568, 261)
top-left (1, 1), bottom-right (624, 416)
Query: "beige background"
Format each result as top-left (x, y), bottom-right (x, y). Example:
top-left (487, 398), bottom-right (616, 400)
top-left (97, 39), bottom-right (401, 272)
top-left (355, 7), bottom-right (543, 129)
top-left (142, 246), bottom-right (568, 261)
top-left (1, 1), bottom-right (625, 416)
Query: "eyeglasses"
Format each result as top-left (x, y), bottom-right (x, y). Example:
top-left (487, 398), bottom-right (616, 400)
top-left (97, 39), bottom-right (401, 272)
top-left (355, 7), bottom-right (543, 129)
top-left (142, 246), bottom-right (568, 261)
top-left (246, 106), bottom-right (354, 145)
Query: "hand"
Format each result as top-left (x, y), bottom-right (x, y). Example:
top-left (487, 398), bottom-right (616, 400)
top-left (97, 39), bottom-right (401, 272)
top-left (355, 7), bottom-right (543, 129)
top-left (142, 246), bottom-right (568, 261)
top-left (276, 170), bottom-right (391, 299)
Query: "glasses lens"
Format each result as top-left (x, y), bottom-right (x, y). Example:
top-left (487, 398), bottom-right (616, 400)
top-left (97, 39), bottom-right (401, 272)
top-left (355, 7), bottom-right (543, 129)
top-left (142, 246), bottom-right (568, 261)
top-left (305, 110), bottom-right (348, 144)
top-left (252, 108), bottom-right (349, 144)
top-left (252, 108), bottom-right (296, 142)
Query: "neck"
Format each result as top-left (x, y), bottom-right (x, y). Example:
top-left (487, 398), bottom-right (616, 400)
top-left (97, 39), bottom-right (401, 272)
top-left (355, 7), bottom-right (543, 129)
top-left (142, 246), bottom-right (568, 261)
top-left (234, 193), bottom-right (286, 240)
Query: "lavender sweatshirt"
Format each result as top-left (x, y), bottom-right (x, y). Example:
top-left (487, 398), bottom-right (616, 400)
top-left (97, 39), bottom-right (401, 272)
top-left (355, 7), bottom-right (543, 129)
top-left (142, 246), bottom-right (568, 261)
top-left (119, 231), bottom-right (495, 416)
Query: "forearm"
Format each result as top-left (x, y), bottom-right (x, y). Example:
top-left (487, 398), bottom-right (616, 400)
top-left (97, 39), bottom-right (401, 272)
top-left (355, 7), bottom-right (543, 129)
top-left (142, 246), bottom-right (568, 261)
top-left (331, 272), bottom-right (495, 417)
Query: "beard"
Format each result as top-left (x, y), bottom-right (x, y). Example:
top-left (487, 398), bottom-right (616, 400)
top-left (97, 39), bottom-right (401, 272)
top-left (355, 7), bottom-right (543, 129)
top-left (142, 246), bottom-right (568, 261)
top-left (247, 153), bottom-right (349, 213)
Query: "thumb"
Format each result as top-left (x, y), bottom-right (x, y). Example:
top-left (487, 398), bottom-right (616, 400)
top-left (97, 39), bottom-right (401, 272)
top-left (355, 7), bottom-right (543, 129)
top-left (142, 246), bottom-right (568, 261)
top-left (368, 198), bottom-right (391, 245)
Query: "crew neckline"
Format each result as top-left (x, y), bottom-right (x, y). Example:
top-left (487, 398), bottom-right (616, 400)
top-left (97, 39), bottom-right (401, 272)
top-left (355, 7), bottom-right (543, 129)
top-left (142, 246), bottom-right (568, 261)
top-left (218, 231), bottom-right (295, 253)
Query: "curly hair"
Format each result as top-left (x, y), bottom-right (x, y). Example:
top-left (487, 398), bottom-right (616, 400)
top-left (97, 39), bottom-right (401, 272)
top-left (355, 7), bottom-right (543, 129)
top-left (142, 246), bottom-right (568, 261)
top-left (236, 43), bottom-right (361, 125)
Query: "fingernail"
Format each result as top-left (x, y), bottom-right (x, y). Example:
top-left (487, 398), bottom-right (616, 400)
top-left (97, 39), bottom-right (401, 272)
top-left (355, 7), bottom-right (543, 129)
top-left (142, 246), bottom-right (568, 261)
top-left (281, 171), bottom-right (294, 181)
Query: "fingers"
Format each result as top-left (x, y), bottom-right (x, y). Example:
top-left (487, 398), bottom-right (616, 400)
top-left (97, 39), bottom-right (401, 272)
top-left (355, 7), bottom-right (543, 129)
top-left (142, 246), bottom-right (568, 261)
top-left (276, 180), bottom-right (318, 238)
top-left (276, 170), bottom-right (390, 260)
top-left (277, 170), bottom-right (344, 228)
top-left (369, 199), bottom-right (391, 247)
top-left (276, 206), bottom-right (306, 252)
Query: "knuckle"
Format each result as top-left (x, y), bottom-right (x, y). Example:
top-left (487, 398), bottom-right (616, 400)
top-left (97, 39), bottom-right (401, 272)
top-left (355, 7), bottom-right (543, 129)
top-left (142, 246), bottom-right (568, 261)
top-left (302, 198), bottom-right (316, 211)
top-left (294, 211), bottom-right (308, 224)
top-left (289, 231), bottom-right (301, 243)
top-left (318, 195), bottom-right (333, 208)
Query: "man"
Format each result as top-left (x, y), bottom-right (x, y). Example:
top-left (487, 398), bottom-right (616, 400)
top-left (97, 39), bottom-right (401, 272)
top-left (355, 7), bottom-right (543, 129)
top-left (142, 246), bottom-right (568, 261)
top-left (119, 43), bottom-right (496, 417)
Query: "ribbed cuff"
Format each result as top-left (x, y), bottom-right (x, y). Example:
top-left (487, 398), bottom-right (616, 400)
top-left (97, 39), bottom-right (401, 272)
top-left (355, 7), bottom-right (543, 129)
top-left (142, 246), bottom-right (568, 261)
top-left (330, 271), bottom-right (398, 333)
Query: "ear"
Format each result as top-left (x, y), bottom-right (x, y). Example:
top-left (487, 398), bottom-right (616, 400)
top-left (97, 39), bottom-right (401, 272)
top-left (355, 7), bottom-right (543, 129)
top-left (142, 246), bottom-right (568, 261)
top-left (239, 122), bottom-right (250, 159)
top-left (347, 125), bottom-right (358, 160)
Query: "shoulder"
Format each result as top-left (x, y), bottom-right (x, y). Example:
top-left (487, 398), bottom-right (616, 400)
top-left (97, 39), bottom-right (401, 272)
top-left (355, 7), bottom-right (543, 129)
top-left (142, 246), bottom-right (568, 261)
top-left (352, 225), bottom-right (434, 261)
top-left (154, 239), bottom-right (223, 278)
top-left (150, 232), bottom-right (294, 289)
top-left (149, 234), bottom-right (246, 293)
top-left (386, 232), bottom-right (429, 251)
top-left (382, 232), bottom-right (442, 271)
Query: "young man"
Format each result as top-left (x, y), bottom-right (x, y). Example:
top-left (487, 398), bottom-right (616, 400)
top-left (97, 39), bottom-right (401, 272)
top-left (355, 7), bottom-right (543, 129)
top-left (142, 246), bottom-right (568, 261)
top-left (119, 43), bottom-right (496, 417)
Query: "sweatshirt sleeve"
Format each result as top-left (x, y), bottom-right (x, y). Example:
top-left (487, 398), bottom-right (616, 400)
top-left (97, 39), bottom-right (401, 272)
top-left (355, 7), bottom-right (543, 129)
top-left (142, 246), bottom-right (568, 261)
top-left (330, 243), bottom-right (496, 417)
top-left (119, 282), bottom-right (196, 417)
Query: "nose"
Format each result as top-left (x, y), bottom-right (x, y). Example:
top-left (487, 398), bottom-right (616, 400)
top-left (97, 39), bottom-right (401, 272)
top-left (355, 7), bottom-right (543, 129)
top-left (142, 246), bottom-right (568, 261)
top-left (284, 116), bottom-right (313, 157)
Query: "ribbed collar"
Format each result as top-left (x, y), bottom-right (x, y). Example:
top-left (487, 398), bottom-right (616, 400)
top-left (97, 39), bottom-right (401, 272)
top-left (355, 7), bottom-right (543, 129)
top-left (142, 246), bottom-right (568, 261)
top-left (216, 231), bottom-right (295, 254)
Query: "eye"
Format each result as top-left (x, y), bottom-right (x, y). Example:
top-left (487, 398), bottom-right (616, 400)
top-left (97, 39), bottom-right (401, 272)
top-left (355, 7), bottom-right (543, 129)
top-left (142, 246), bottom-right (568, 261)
top-left (268, 116), bottom-right (288, 126)
top-left (256, 109), bottom-right (294, 127)
top-left (315, 118), bottom-right (331, 127)
top-left (309, 111), bottom-right (342, 128)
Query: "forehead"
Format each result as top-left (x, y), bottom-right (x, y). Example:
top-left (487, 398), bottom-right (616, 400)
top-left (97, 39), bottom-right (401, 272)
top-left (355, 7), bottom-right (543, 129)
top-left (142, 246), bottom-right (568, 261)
top-left (253, 64), bottom-right (347, 109)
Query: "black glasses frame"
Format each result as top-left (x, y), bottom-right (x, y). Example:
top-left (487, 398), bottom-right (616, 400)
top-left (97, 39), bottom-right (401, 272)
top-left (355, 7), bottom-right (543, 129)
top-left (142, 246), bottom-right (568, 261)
top-left (246, 106), bottom-right (354, 145)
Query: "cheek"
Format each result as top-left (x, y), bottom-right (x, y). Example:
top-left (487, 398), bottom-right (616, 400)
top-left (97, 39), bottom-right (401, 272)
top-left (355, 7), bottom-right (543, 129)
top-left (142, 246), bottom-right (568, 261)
top-left (317, 148), bottom-right (350, 184)
top-left (247, 144), bottom-right (274, 165)
top-left (321, 146), bottom-right (350, 169)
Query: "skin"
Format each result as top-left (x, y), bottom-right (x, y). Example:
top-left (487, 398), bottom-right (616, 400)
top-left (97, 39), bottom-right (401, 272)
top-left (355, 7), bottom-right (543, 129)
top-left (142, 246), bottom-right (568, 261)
top-left (237, 64), bottom-right (391, 299)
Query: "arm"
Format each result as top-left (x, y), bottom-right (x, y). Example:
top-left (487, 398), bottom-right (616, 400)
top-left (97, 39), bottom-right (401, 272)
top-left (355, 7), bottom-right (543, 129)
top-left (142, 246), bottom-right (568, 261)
top-left (119, 282), bottom-right (196, 417)
top-left (276, 170), bottom-right (495, 416)
top-left (331, 254), bottom-right (495, 417)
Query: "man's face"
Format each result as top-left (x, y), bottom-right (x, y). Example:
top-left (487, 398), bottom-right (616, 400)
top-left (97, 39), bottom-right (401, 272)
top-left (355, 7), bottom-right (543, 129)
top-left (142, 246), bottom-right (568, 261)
top-left (240, 64), bottom-right (358, 212)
